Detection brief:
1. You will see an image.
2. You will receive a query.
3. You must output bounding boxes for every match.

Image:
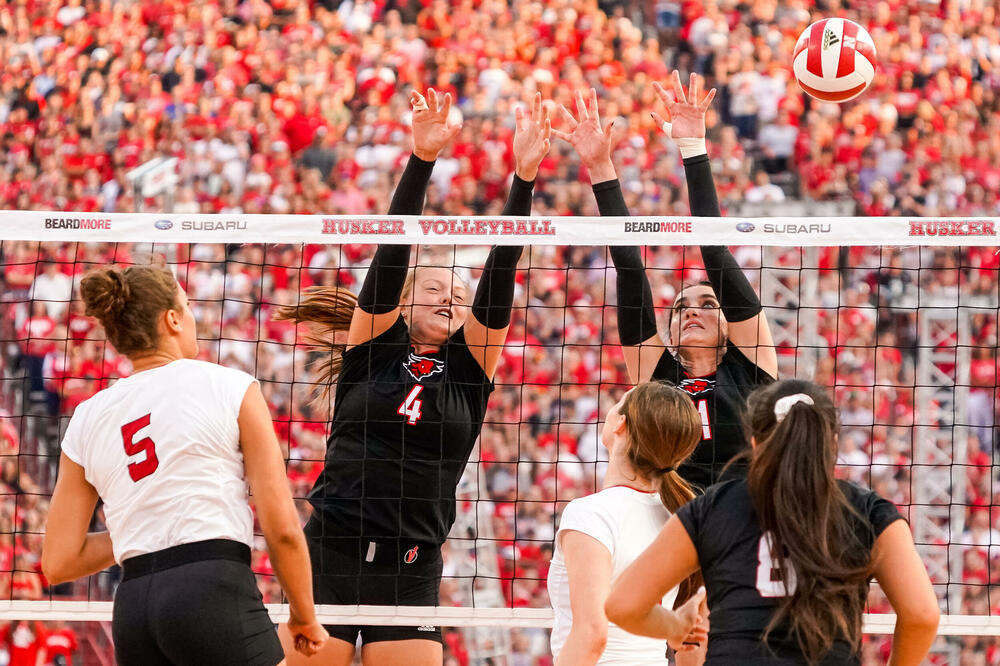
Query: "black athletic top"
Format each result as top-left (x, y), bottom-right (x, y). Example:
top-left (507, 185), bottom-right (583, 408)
top-left (308, 158), bottom-right (531, 560)
top-left (597, 155), bottom-right (774, 491)
top-left (651, 346), bottom-right (771, 490)
top-left (677, 479), bottom-right (903, 665)
top-left (309, 317), bottom-right (493, 548)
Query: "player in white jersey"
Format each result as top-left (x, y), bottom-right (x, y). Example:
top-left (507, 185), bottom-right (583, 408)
top-left (41, 264), bottom-right (328, 666)
top-left (548, 381), bottom-right (708, 665)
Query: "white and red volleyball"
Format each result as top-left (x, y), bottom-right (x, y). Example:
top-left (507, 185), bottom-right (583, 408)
top-left (792, 18), bottom-right (877, 103)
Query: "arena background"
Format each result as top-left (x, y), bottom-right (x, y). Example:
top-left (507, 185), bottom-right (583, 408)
top-left (2, 0), bottom-right (1000, 664)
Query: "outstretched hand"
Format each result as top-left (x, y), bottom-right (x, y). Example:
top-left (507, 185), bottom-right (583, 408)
top-left (512, 93), bottom-right (551, 182)
top-left (410, 88), bottom-right (462, 162)
top-left (651, 71), bottom-right (716, 141)
top-left (552, 88), bottom-right (617, 184)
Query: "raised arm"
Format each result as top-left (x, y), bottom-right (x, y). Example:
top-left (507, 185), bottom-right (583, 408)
top-left (464, 94), bottom-right (550, 378)
top-left (654, 72), bottom-right (777, 379)
top-left (554, 89), bottom-right (665, 382)
top-left (347, 89), bottom-right (461, 348)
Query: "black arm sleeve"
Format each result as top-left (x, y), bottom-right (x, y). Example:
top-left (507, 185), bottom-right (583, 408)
top-left (681, 155), bottom-right (762, 323)
top-left (357, 155), bottom-right (434, 313)
top-left (682, 153), bottom-right (721, 217)
top-left (593, 179), bottom-right (658, 346)
top-left (470, 175), bottom-right (533, 329)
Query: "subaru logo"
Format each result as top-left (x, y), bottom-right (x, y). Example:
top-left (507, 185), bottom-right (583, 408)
top-left (154, 219), bottom-right (173, 230)
top-left (736, 222), bottom-right (755, 233)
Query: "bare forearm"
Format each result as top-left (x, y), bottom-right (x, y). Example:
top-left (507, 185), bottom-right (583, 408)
top-left (887, 620), bottom-right (938, 666)
top-left (266, 531), bottom-right (318, 622)
top-left (44, 531), bottom-right (114, 584)
top-left (614, 605), bottom-right (685, 641)
top-left (555, 627), bottom-right (606, 666)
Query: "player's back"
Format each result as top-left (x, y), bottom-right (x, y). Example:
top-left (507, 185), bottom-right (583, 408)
top-left (677, 479), bottom-right (899, 664)
top-left (61, 359), bottom-right (257, 562)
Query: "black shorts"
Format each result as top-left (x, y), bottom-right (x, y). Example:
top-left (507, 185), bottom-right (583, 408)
top-left (112, 539), bottom-right (283, 666)
top-left (305, 518), bottom-right (444, 645)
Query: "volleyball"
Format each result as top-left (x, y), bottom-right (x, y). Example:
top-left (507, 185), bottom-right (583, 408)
top-left (792, 18), bottom-right (877, 103)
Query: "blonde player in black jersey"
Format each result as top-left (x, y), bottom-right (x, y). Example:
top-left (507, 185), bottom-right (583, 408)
top-left (606, 379), bottom-right (939, 665)
top-left (41, 264), bottom-right (328, 665)
top-left (554, 72), bottom-right (777, 492)
top-left (276, 91), bottom-right (551, 666)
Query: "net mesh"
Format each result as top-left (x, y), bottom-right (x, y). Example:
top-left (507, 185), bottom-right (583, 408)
top-left (3, 235), bottom-right (999, 663)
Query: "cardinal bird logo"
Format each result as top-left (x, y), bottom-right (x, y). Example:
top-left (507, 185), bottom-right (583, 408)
top-left (404, 353), bottom-right (444, 381)
top-left (679, 377), bottom-right (716, 396)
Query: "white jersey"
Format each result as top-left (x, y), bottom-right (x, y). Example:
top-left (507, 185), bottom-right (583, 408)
top-left (548, 486), bottom-right (679, 665)
top-left (61, 359), bottom-right (257, 563)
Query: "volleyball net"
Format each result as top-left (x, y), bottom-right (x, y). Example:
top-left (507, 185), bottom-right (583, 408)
top-left (3, 213), bottom-right (999, 662)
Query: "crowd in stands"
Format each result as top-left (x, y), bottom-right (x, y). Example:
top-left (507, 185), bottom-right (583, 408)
top-left (1, 0), bottom-right (1000, 663)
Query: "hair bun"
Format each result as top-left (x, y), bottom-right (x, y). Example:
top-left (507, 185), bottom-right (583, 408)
top-left (81, 268), bottom-right (131, 322)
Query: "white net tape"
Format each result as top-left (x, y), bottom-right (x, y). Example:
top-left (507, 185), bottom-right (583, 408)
top-left (0, 602), bottom-right (995, 635)
top-left (8, 211), bottom-right (1000, 246)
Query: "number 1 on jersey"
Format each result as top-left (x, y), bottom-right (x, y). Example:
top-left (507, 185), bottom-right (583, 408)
top-left (121, 413), bottom-right (159, 482)
top-left (398, 385), bottom-right (424, 425)
top-left (696, 399), bottom-right (712, 439)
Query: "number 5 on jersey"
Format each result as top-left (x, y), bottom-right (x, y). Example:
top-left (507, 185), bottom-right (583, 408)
top-left (398, 385), bottom-right (425, 425)
top-left (121, 413), bottom-right (159, 482)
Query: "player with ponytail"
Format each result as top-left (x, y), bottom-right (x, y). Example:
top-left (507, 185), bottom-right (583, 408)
top-left (277, 91), bottom-right (551, 666)
top-left (547, 381), bottom-right (708, 665)
top-left (607, 379), bottom-right (939, 665)
top-left (555, 72), bottom-right (777, 492)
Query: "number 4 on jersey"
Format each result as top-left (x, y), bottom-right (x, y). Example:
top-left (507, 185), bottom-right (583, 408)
top-left (398, 385), bottom-right (425, 425)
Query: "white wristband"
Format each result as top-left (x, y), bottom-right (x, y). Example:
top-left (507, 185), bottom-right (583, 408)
top-left (677, 137), bottom-right (708, 159)
top-left (660, 121), bottom-right (708, 159)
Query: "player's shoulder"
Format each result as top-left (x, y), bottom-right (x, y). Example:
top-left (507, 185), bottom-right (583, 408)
top-left (562, 487), bottom-right (657, 523)
top-left (171, 358), bottom-right (256, 385)
top-left (837, 479), bottom-right (903, 534)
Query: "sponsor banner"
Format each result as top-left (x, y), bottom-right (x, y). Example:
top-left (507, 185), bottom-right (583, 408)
top-left (2, 212), bottom-right (999, 246)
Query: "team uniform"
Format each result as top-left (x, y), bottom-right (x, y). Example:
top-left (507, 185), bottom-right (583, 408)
top-left (599, 154), bottom-right (774, 492)
top-left (60, 359), bottom-right (282, 666)
top-left (305, 316), bottom-right (493, 644)
top-left (650, 347), bottom-right (773, 490)
top-left (676, 479), bottom-right (903, 665)
top-left (548, 486), bottom-right (678, 664)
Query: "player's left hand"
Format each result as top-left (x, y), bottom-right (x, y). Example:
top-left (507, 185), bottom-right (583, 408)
top-left (288, 615), bottom-right (330, 657)
top-left (651, 71), bottom-right (716, 141)
top-left (512, 92), bottom-right (551, 181)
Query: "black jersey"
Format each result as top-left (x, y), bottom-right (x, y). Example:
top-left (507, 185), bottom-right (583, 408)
top-left (677, 479), bottom-right (903, 665)
top-left (308, 317), bottom-right (493, 552)
top-left (651, 345), bottom-right (773, 490)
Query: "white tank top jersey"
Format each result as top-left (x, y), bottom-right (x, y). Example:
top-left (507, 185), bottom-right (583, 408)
top-left (548, 486), bottom-right (679, 665)
top-left (60, 359), bottom-right (257, 563)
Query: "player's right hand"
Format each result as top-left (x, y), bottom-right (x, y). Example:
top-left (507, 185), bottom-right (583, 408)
top-left (667, 586), bottom-right (708, 651)
top-left (410, 88), bottom-right (462, 162)
top-left (287, 615), bottom-right (329, 657)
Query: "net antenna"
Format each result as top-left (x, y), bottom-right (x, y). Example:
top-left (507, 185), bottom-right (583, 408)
top-left (126, 157), bottom-right (180, 213)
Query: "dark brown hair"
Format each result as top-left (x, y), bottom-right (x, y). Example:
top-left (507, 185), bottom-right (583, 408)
top-left (620, 380), bottom-right (703, 605)
top-left (80, 265), bottom-right (179, 356)
top-left (745, 379), bottom-right (872, 664)
top-left (272, 286), bottom-right (358, 400)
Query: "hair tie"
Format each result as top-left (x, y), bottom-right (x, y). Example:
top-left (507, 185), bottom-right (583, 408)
top-left (658, 466), bottom-right (675, 475)
top-left (774, 394), bottom-right (814, 422)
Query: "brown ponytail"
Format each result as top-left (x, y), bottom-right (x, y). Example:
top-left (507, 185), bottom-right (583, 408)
top-left (620, 381), bottom-right (703, 604)
top-left (272, 286), bottom-right (358, 400)
top-left (80, 265), bottom-right (179, 356)
top-left (746, 379), bottom-right (873, 664)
